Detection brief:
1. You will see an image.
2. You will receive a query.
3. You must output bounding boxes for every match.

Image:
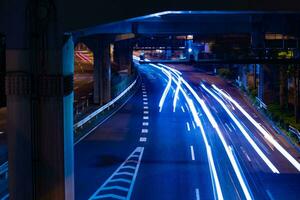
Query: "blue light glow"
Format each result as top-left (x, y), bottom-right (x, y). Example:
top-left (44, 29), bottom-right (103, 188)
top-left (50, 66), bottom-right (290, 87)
top-left (212, 84), bottom-right (300, 172)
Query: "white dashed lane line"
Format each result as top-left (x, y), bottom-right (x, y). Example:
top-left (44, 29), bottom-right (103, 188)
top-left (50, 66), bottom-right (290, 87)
top-left (225, 123), bottom-right (233, 132)
top-left (230, 122), bottom-right (236, 131)
top-left (192, 121), bottom-right (196, 129)
top-left (190, 145), bottom-right (195, 161)
top-left (195, 188), bottom-right (200, 200)
top-left (141, 129), bottom-right (148, 133)
top-left (141, 84), bottom-right (149, 143)
top-left (181, 106), bottom-right (185, 113)
top-left (186, 122), bottom-right (190, 132)
top-left (143, 116), bottom-right (149, 120)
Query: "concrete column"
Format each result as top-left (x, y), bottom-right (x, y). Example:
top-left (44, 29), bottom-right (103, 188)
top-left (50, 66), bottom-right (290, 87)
top-left (240, 65), bottom-right (248, 90)
top-left (258, 64), bottom-right (264, 100)
top-left (5, 0), bottom-right (74, 199)
top-left (165, 49), bottom-right (172, 59)
top-left (251, 21), bottom-right (265, 100)
top-left (127, 46), bottom-right (133, 75)
top-left (185, 40), bottom-right (193, 60)
top-left (93, 41), bottom-right (111, 105)
top-left (253, 64), bottom-right (257, 89)
top-left (279, 65), bottom-right (288, 110)
top-left (0, 34), bottom-right (5, 108)
top-left (114, 41), bottom-right (133, 74)
top-left (294, 66), bottom-right (300, 122)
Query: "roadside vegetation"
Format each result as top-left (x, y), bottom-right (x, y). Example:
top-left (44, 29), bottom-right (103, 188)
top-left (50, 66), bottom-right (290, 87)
top-left (217, 70), bottom-right (300, 146)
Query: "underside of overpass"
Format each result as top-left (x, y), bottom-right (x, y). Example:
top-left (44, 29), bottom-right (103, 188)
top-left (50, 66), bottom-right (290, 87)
top-left (1, 0), bottom-right (300, 198)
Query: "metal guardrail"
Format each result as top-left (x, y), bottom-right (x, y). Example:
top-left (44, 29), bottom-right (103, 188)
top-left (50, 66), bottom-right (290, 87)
top-left (74, 79), bottom-right (137, 129)
top-left (289, 126), bottom-right (300, 140)
top-left (256, 97), bottom-right (267, 110)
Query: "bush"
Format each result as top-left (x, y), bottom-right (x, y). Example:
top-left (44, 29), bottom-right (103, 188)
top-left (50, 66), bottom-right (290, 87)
top-left (218, 68), bottom-right (235, 79)
top-left (266, 103), bottom-right (300, 144)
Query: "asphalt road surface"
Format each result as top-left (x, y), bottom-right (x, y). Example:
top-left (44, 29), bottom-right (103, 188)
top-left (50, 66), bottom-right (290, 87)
top-left (75, 59), bottom-right (300, 200)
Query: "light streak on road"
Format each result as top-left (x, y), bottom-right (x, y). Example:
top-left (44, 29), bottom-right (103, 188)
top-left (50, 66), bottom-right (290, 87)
top-left (173, 77), bottom-right (182, 112)
top-left (165, 67), bottom-right (252, 200)
top-left (212, 84), bottom-right (300, 172)
top-left (198, 98), bottom-right (253, 200)
top-left (201, 84), bottom-right (280, 174)
top-left (149, 64), bottom-right (173, 112)
top-left (149, 63), bottom-right (224, 200)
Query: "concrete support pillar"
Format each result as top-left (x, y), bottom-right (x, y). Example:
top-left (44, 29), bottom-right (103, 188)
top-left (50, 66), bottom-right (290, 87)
top-left (251, 20), bottom-right (265, 100)
top-left (240, 65), bottom-right (248, 90)
top-left (113, 41), bottom-right (133, 74)
top-left (294, 66), bottom-right (300, 122)
top-left (279, 65), bottom-right (288, 110)
top-left (93, 41), bottom-right (112, 105)
top-left (0, 34), bottom-right (5, 108)
top-left (185, 40), bottom-right (193, 60)
top-left (165, 49), bottom-right (172, 59)
top-left (253, 64), bottom-right (257, 89)
top-left (258, 64), bottom-right (264, 100)
top-left (5, 1), bottom-right (74, 199)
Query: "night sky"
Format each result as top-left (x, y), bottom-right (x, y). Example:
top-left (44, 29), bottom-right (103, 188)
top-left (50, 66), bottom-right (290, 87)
top-left (62, 0), bottom-right (300, 31)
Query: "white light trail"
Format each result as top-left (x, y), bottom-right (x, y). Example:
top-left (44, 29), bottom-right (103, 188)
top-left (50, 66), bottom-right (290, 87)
top-left (212, 84), bottom-right (300, 171)
top-left (201, 84), bottom-right (279, 174)
top-left (149, 64), bottom-right (173, 112)
top-left (173, 77), bottom-right (182, 112)
top-left (148, 63), bottom-right (224, 200)
top-left (198, 98), bottom-right (253, 200)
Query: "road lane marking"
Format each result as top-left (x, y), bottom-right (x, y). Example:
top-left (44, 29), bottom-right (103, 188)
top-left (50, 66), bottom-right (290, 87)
top-left (241, 146), bottom-right (252, 162)
top-left (142, 122), bottom-right (149, 126)
top-left (192, 121), bottom-right (196, 129)
top-left (141, 129), bottom-right (148, 133)
top-left (144, 106), bottom-right (149, 109)
top-left (139, 137), bottom-right (147, 142)
top-left (186, 122), bottom-right (190, 131)
top-left (143, 116), bottom-right (149, 120)
top-left (143, 98), bottom-right (148, 101)
top-left (144, 61), bottom-right (224, 200)
top-left (195, 188), bottom-right (200, 200)
top-left (225, 123), bottom-right (233, 132)
top-left (190, 145), bottom-right (195, 161)
top-left (144, 111), bottom-right (149, 114)
top-left (230, 122), bottom-right (236, 131)
top-left (142, 91), bottom-right (146, 94)
top-left (0, 132), bottom-right (4, 134)
top-left (89, 147), bottom-right (144, 200)
top-left (143, 102), bottom-right (148, 105)
top-left (181, 106), bottom-right (185, 112)
top-left (266, 189), bottom-right (274, 200)
top-left (143, 95), bottom-right (147, 97)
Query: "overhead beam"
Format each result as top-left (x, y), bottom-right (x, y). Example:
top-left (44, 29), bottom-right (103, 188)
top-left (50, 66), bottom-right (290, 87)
top-left (140, 59), bottom-right (300, 65)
